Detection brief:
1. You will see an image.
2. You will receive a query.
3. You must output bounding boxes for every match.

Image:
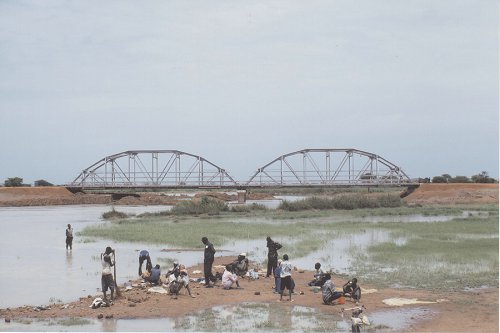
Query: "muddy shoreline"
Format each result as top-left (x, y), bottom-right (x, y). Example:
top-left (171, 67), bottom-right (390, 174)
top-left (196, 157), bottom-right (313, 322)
top-left (1, 256), bottom-right (498, 332)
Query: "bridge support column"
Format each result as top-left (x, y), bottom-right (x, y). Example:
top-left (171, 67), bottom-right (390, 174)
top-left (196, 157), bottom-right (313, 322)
top-left (237, 190), bottom-right (247, 204)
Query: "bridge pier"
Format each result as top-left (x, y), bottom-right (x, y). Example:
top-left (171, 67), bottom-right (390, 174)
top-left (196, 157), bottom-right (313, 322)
top-left (237, 190), bottom-right (247, 203)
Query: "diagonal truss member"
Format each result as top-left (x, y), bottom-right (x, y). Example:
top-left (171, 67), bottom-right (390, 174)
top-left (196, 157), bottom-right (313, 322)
top-left (71, 150), bottom-right (237, 187)
top-left (246, 148), bottom-right (411, 186)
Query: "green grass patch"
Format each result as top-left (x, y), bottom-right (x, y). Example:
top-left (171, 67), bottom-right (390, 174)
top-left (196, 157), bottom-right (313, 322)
top-left (278, 193), bottom-right (403, 211)
top-left (81, 204), bottom-right (498, 291)
top-left (351, 213), bottom-right (499, 290)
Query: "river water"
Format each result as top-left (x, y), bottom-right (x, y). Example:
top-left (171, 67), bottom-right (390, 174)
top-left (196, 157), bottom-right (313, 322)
top-left (0, 205), bottom-right (182, 308)
top-left (0, 203), bottom-right (469, 309)
top-left (0, 203), bottom-right (454, 331)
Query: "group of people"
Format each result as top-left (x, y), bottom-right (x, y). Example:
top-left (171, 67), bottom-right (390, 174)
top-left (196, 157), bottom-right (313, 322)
top-left (138, 250), bottom-right (196, 298)
top-left (266, 236), bottom-right (362, 305)
top-left (307, 261), bottom-right (362, 305)
top-left (94, 232), bottom-right (360, 306)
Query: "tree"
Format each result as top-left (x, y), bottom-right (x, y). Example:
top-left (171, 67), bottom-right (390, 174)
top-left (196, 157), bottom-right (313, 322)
top-left (34, 179), bottom-right (53, 187)
top-left (442, 174), bottom-right (452, 182)
top-left (4, 177), bottom-right (23, 187)
top-left (432, 176), bottom-right (447, 183)
top-left (450, 176), bottom-right (470, 183)
top-left (471, 171), bottom-right (496, 183)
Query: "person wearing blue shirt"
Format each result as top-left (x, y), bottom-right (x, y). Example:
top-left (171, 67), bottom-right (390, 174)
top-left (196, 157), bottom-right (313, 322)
top-left (274, 259), bottom-right (282, 293)
top-left (138, 250), bottom-right (152, 276)
top-left (145, 264), bottom-right (161, 285)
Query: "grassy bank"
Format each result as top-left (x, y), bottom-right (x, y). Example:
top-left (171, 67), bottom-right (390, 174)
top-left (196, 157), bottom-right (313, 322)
top-left (82, 204), bottom-right (498, 291)
top-left (350, 214), bottom-right (499, 289)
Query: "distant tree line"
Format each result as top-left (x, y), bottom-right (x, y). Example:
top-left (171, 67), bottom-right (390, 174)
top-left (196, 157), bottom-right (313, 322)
top-left (419, 171), bottom-right (498, 184)
top-left (3, 177), bottom-right (53, 187)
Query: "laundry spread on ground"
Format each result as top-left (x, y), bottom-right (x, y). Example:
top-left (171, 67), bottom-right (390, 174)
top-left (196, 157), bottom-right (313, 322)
top-left (383, 297), bottom-right (448, 306)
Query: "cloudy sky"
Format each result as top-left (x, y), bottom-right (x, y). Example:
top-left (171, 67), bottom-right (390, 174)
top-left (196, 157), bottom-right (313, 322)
top-left (0, 0), bottom-right (498, 184)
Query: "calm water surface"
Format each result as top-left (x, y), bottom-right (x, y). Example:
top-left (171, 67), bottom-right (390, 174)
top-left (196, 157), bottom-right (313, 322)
top-left (0, 303), bottom-right (433, 332)
top-left (0, 203), bottom-right (465, 309)
top-left (0, 205), bottom-right (195, 308)
top-left (0, 203), bottom-right (449, 332)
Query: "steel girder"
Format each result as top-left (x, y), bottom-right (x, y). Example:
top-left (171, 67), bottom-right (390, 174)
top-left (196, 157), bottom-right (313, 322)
top-left (246, 148), bottom-right (411, 186)
top-left (71, 150), bottom-right (237, 187)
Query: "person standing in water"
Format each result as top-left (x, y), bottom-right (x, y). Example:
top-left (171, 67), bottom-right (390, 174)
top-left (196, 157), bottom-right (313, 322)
top-left (65, 224), bottom-right (73, 250)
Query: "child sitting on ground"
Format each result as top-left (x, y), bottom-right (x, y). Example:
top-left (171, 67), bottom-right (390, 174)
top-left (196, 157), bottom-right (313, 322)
top-left (308, 262), bottom-right (327, 287)
top-left (343, 277), bottom-right (361, 301)
top-left (222, 265), bottom-right (241, 289)
top-left (169, 266), bottom-right (196, 299)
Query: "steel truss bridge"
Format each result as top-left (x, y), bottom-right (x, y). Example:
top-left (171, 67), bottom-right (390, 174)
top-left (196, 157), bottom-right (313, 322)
top-left (68, 149), bottom-right (416, 190)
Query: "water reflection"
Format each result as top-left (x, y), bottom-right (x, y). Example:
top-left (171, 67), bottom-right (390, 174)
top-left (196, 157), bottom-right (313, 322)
top-left (0, 304), bottom-right (433, 332)
top-left (101, 318), bottom-right (117, 332)
top-left (220, 229), bottom-right (403, 275)
top-left (177, 303), bottom-right (338, 332)
top-left (65, 250), bottom-right (73, 268)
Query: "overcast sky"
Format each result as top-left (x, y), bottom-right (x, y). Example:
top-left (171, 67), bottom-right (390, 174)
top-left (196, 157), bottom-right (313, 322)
top-left (0, 0), bottom-right (498, 185)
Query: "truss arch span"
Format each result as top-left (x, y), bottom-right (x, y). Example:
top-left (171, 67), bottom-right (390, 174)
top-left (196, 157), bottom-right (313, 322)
top-left (71, 150), bottom-right (237, 188)
top-left (246, 148), bottom-right (411, 186)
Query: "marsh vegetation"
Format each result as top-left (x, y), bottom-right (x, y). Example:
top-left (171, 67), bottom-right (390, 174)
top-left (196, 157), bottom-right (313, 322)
top-left (85, 201), bottom-right (498, 291)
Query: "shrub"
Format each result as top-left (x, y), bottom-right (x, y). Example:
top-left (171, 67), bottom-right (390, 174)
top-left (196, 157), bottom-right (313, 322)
top-left (432, 176), bottom-right (447, 183)
top-left (170, 196), bottom-right (228, 215)
top-left (230, 203), bottom-right (268, 212)
top-left (102, 208), bottom-right (128, 219)
top-left (278, 194), bottom-right (402, 211)
top-left (230, 205), bottom-right (251, 213)
top-left (377, 193), bottom-right (403, 207)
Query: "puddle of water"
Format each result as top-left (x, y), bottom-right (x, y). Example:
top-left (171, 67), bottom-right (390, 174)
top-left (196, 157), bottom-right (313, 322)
top-left (0, 317), bottom-right (175, 332)
top-left (369, 306), bottom-right (435, 330)
top-left (221, 229), bottom-right (402, 275)
top-left (0, 304), bottom-right (434, 332)
top-left (464, 285), bottom-right (491, 292)
top-left (358, 210), bottom-right (485, 223)
top-left (175, 303), bottom-right (344, 332)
